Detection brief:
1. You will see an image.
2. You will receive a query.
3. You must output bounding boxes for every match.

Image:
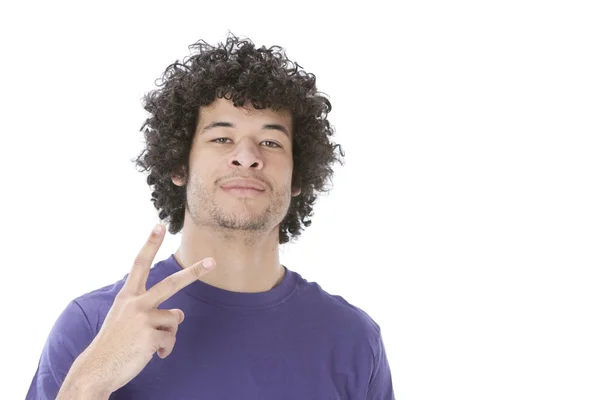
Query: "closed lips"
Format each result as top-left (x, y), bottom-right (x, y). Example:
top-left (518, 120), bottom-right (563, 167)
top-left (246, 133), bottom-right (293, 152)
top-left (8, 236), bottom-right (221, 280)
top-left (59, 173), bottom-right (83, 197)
top-left (220, 179), bottom-right (266, 191)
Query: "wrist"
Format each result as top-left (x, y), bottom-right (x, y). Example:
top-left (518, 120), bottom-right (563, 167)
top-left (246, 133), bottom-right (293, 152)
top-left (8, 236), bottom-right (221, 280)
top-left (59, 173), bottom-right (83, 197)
top-left (57, 358), bottom-right (112, 400)
top-left (57, 378), bottom-right (110, 400)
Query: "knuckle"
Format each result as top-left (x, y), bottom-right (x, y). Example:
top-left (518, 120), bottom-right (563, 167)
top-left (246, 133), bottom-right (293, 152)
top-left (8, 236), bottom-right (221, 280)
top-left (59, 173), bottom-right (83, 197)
top-left (166, 329), bottom-right (176, 340)
top-left (114, 291), bottom-right (133, 307)
top-left (166, 313), bottom-right (179, 329)
top-left (169, 315), bottom-right (180, 328)
top-left (162, 275), bottom-right (179, 291)
top-left (156, 330), bottom-right (173, 347)
top-left (132, 254), bottom-right (147, 268)
top-left (147, 233), bottom-right (161, 245)
top-left (190, 263), bottom-right (204, 277)
top-left (114, 290), bottom-right (127, 302)
top-left (171, 326), bottom-right (179, 337)
top-left (168, 332), bottom-right (177, 346)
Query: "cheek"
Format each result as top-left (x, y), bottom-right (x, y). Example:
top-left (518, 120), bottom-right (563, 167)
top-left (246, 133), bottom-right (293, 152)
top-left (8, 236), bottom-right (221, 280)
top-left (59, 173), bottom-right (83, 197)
top-left (189, 151), bottom-right (219, 179)
top-left (278, 172), bottom-right (294, 191)
top-left (278, 155), bottom-right (294, 175)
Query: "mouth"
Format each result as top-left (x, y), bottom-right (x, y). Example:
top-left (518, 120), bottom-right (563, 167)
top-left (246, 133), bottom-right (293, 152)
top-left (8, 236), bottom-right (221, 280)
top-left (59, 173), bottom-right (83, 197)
top-left (221, 187), bottom-right (266, 197)
top-left (219, 177), bottom-right (268, 195)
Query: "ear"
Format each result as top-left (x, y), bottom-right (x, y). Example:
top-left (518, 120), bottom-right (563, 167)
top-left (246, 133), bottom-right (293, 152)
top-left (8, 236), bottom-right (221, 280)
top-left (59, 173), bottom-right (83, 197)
top-left (291, 187), bottom-right (301, 197)
top-left (171, 166), bottom-right (186, 187)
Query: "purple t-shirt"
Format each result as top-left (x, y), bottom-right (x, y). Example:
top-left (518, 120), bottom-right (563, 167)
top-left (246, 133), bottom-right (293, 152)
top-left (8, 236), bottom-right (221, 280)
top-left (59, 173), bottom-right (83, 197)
top-left (26, 255), bottom-right (395, 399)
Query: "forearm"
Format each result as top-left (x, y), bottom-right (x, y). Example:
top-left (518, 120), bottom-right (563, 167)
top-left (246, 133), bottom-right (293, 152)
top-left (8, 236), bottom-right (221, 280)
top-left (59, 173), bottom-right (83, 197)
top-left (56, 383), bottom-right (108, 400)
top-left (56, 381), bottom-right (109, 400)
top-left (56, 358), bottom-right (111, 400)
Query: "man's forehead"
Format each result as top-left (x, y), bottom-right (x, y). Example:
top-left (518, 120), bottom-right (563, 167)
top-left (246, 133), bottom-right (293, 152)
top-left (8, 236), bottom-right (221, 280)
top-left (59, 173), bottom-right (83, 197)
top-left (200, 98), bottom-right (292, 121)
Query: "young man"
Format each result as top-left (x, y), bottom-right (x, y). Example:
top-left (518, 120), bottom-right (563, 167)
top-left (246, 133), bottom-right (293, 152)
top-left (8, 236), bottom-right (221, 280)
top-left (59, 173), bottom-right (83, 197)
top-left (26, 34), bottom-right (395, 399)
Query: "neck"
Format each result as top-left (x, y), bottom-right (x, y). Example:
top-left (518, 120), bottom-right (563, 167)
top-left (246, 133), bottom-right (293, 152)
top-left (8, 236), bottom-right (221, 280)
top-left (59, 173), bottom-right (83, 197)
top-left (173, 212), bottom-right (284, 293)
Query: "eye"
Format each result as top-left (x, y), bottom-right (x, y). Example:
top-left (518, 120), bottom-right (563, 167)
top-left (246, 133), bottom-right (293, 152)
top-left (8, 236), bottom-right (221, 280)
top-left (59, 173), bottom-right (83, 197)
top-left (262, 140), bottom-right (281, 148)
top-left (212, 138), bottom-right (281, 148)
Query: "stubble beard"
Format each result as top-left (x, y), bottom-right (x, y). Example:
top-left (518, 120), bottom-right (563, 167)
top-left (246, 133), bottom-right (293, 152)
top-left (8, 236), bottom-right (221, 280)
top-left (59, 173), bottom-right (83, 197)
top-left (186, 179), bottom-right (291, 238)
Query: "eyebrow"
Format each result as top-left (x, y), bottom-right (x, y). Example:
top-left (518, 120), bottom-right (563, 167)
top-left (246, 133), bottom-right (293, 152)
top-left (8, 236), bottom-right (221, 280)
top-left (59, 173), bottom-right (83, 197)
top-left (199, 121), bottom-right (290, 138)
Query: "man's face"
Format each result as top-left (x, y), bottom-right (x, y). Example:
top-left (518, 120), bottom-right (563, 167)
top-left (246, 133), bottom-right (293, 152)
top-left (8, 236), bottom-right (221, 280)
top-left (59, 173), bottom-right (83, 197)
top-left (172, 98), bottom-right (301, 234)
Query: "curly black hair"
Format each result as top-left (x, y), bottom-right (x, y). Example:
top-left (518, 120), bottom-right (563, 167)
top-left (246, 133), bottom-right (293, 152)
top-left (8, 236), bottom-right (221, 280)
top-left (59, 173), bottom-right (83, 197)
top-left (133, 33), bottom-right (345, 244)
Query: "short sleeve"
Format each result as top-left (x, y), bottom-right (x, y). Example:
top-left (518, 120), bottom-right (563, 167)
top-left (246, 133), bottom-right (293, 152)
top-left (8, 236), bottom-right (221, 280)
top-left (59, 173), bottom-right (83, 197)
top-left (366, 332), bottom-right (396, 400)
top-left (25, 300), bottom-right (96, 400)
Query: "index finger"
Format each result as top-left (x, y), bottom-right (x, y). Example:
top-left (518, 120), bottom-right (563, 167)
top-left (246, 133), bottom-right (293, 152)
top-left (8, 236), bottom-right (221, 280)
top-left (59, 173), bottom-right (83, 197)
top-left (142, 258), bottom-right (216, 308)
top-left (123, 223), bottom-right (166, 295)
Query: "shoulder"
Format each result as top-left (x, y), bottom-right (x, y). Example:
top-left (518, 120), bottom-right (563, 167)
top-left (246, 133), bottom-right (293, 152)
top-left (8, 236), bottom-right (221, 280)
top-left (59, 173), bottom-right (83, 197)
top-left (69, 272), bottom-right (126, 332)
top-left (289, 271), bottom-right (391, 392)
top-left (25, 263), bottom-right (166, 399)
top-left (67, 259), bottom-right (169, 332)
top-left (291, 271), bottom-right (383, 344)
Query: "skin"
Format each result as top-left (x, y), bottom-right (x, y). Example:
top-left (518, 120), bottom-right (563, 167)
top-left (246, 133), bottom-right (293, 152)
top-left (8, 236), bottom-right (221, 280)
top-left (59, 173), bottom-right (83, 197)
top-left (171, 98), bottom-right (302, 293)
top-left (55, 98), bottom-right (306, 399)
top-left (56, 226), bottom-right (218, 399)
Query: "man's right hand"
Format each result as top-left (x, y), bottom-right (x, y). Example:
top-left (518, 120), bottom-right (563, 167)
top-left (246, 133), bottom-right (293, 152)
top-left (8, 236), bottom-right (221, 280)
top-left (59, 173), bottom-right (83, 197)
top-left (57, 223), bottom-right (216, 398)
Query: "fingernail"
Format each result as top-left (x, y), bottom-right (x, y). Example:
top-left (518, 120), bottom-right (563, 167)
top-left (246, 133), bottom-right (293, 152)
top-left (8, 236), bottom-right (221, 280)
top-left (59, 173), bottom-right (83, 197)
top-left (153, 224), bottom-right (163, 234)
top-left (202, 258), bottom-right (215, 269)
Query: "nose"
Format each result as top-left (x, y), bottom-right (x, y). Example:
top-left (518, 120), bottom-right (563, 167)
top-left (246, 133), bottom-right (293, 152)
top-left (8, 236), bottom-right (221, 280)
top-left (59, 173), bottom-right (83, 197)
top-left (229, 138), bottom-right (264, 170)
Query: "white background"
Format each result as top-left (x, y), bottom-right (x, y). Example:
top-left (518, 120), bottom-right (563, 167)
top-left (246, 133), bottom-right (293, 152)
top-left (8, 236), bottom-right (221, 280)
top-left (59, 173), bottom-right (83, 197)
top-left (1, 0), bottom-right (599, 399)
